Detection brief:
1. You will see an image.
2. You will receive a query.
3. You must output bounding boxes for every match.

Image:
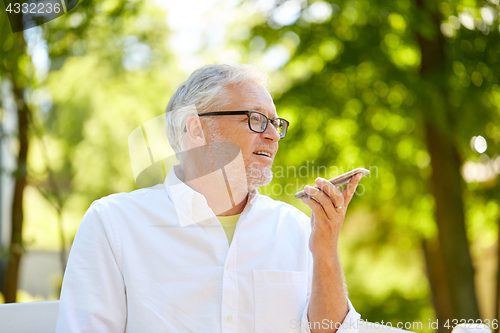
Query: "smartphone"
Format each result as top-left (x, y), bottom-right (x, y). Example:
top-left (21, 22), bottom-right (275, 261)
top-left (294, 167), bottom-right (370, 199)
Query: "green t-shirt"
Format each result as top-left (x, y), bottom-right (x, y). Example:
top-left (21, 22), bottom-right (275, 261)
top-left (217, 214), bottom-right (241, 246)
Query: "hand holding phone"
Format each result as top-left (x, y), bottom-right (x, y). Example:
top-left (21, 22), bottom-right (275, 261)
top-left (294, 167), bottom-right (370, 199)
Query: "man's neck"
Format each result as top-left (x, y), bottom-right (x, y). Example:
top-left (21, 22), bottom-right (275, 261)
top-left (174, 165), bottom-right (249, 216)
top-left (218, 194), bottom-right (248, 216)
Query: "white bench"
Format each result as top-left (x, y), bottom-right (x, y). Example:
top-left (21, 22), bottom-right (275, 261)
top-left (0, 301), bottom-right (492, 333)
top-left (0, 301), bottom-right (59, 333)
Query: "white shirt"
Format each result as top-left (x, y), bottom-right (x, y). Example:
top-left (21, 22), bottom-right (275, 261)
top-left (56, 167), bottom-right (361, 332)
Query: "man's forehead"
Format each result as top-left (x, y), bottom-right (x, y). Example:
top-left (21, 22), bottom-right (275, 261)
top-left (248, 105), bottom-right (277, 116)
top-left (224, 82), bottom-right (277, 115)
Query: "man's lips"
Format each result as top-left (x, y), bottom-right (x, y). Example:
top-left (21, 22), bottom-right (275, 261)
top-left (253, 149), bottom-right (274, 159)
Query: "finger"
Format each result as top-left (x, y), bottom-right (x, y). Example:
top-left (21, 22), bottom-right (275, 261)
top-left (342, 173), bottom-right (363, 208)
top-left (301, 196), bottom-right (326, 226)
top-left (315, 177), bottom-right (344, 211)
top-left (304, 185), bottom-right (335, 220)
top-left (301, 194), bottom-right (330, 224)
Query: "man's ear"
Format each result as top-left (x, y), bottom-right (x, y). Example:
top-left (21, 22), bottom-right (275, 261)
top-left (185, 115), bottom-right (206, 147)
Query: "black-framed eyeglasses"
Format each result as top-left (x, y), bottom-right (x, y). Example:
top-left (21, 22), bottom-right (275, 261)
top-left (198, 110), bottom-right (290, 139)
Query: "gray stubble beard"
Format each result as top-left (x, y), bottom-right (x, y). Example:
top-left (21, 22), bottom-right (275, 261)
top-left (207, 128), bottom-right (273, 192)
top-left (245, 163), bottom-right (273, 192)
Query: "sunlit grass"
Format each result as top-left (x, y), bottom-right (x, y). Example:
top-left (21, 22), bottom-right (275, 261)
top-left (0, 290), bottom-right (59, 304)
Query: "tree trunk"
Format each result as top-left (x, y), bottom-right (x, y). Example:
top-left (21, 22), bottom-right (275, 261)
top-left (424, 122), bottom-right (480, 320)
top-left (415, 0), bottom-right (480, 322)
top-left (495, 216), bottom-right (500, 333)
top-left (423, 237), bottom-right (454, 333)
top-left (56, 207), bottom-right (67, 277)
top-left (3, 85), bottom-right (30, 303)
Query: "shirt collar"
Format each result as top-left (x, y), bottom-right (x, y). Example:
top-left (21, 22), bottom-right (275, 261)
top-left (165, 166), bottom-right (215, 227)
top-left (164, 166), bottom-right (260, 227)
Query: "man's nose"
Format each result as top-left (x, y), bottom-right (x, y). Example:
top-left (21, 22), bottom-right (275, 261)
top-left (262, 122), bottom-right (281, 142)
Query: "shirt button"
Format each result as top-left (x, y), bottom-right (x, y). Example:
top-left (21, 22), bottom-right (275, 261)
top-left (227, 315), bottom-right (232, 322)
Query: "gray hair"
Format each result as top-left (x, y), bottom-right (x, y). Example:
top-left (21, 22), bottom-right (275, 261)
top-left (165, 64), bottom-right (269, 153)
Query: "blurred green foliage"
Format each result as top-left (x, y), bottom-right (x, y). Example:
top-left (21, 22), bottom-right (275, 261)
top-left (0, 0), bottom-right (499, 330)
top-left (0, 0), bottom-right (184, 301)
top-left (1, 0), bottom-right (184, 249)
top-left (244, 0), bottom-right (500, 329)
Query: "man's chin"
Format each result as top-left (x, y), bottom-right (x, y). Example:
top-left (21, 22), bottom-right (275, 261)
top-left (246, 166), bottom-right (273, 191)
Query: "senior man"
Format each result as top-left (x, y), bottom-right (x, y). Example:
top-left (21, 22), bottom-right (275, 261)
top-left (56, 64), bottom-right (363, 333)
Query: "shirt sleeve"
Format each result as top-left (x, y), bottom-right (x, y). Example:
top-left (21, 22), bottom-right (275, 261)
top-left (300, 297), bottom-right (361, 333)
top-left (298, 225), bottom-right (361, 333)
top-left (56, 201), bottom-right (127, 333)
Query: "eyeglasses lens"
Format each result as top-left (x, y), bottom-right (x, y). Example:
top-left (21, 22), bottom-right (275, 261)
top-left (249, 112), bottom-right (265, 132)
top-left (277, 119), bottom-right (288, 138)
top-left (249, 112), bottom-right (288, 138)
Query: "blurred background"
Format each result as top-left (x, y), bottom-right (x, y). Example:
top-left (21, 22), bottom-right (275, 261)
top-left (0, 0), bottom-right (499, 332)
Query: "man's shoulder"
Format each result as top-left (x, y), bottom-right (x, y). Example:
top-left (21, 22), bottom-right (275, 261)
top-left (92, 183), bottom-right (168, 211)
